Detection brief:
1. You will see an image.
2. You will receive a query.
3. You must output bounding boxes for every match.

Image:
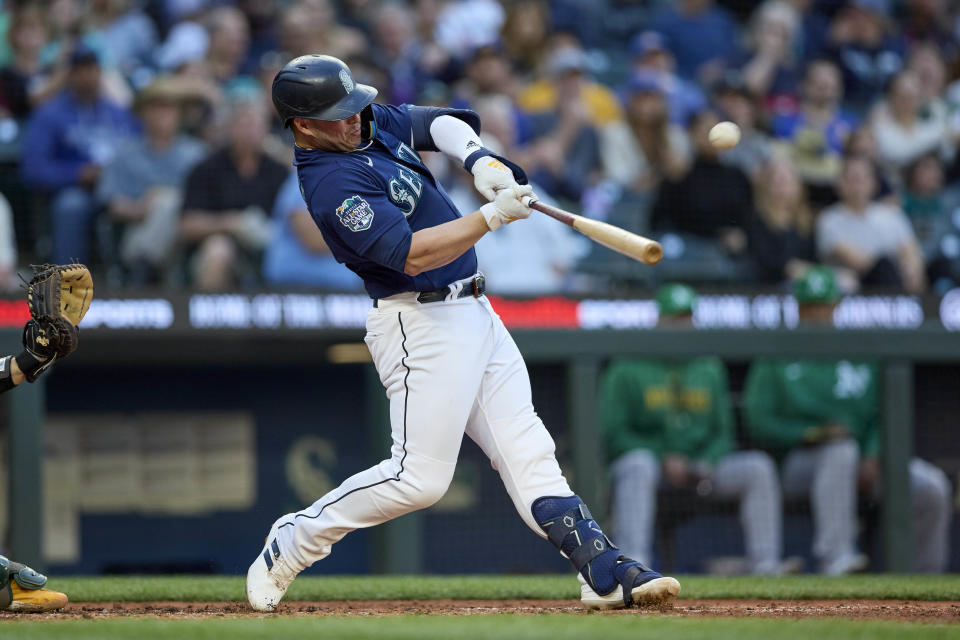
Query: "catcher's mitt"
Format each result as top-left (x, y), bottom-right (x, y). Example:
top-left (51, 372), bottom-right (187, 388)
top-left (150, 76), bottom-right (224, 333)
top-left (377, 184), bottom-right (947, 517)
top-left (24, 263), bottom-right (93, 327)
top-left (17, 264), bottom-right (93, 381)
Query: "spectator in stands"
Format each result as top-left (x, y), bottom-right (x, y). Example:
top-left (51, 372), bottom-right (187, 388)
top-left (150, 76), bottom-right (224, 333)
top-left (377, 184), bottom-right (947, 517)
top-left (41, 0), bottom-right (133, 107)
top-left (626, 31), bottom-right (705, 126)
top-left (20, 45), bottom-right (137, 264)
top-left (744, 266), bottom-right (951, 573)
top-left (179, 87), bottom-right (286, 291)
top-left (817, 156), bottom-right (926, 293)
top-left (277, 1), bottom-right (365, 61)
top-left (602, 283), bottom-right (790, 575)
top-left (0, 3), bottom-right (54, 119)
top-left (647, 0), bottom-right (741, 84)
top-left (907, 43), bottom-right (948, 115)
top-left (871, 70), bottom-right (952, 177)
top-left (651, 109), bottom-right (753, 256)
top-left (826, 0), bottom-right (905, 114)
top-left (372, 3), bottom-right (432, 105)
top-left (203, 7), bottom-right (250, 86)
top-left (85, 0), bottom-right (159, 85)
top-left (901, 153), bottom-right (960, 292)
top-left (433, 0), bottom-right (505, 57)
top-left (739, 1), bottom-right (803, 106)
top-left (452, 44), bottom-right (522, 109)
top-left (771, 59), bottom-right (857, 193)
top-left (712, 71), bottom-right (773, 179)
top-left (902, 153), bottom-right (951, 261)
top-left (236, 0), bottom-right (280, 74)
top-left (842, 125), bottom-right (897, 204)
top-left (601, 73), bottom-right (690, 194)
top-left (515, 46), bottom-right (611, 201)
top-left (499, 0), bottom-right (551, 76)
top-left (263, 170), bottom-right (363, 290)
top-left (787, 0), bottom-right (830, 63)
top-left (748, 155), bottom-right (817, 284)
top-left (154, 19), bottom-right (209, 74)
top-left (97, 77), bottom-right (206, 283)
top-left (517, 43), bottom-right (623, 129)
top-left (0, 192), bottom-right (16, 290)
top-left (901, 0), bottom-right (955, 58)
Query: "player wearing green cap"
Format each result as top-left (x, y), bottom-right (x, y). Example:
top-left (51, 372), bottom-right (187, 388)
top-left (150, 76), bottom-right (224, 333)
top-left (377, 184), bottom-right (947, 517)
top-left (742, 267), bottom-right (950, 573)
top-left (601, 284), bottom-right (792, 574)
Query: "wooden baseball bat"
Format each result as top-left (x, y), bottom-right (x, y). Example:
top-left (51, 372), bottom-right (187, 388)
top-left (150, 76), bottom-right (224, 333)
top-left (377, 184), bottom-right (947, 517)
top-left (526, 199), bottom-right (663, 265)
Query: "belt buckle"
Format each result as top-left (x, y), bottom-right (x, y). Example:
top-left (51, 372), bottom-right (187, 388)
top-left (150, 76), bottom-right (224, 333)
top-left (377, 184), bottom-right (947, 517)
top-left (472, 274), bottom-right (485, 297)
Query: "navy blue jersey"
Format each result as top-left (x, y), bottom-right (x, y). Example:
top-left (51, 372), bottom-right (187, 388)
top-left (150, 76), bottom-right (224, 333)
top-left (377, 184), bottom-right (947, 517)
top-left (294, 103), bottom-right (477, 298)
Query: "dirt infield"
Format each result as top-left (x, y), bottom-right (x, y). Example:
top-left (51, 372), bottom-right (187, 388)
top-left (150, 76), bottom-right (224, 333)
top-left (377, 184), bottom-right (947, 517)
top-left (6, 599), bottom-right (957, 622)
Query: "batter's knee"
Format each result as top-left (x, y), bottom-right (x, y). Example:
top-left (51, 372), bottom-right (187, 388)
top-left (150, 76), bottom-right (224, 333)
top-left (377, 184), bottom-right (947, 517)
top-left (397, 466), bottom-right (455, 511)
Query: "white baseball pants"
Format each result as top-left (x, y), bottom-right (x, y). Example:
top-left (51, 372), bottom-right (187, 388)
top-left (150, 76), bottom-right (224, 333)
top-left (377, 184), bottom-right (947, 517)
top-left (272, 291), bottom-right (572, 572)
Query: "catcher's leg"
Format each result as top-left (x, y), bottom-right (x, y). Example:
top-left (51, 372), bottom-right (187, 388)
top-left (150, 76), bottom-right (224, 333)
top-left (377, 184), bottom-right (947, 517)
top-left (0, 556), bottom-right (68, 613)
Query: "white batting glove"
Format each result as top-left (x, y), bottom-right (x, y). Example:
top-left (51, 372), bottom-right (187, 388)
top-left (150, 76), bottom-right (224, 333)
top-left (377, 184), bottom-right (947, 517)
top-left (480, 185), bottom-right (536, 231)
top-left (472, 156), bottom-right (520, 201)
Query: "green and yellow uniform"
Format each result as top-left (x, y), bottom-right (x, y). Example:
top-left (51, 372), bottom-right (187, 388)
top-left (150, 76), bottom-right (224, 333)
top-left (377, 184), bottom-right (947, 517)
top-left (601, 357), bottom-right (734, 464)
top-left (742, 359), bottom-right (879, 461)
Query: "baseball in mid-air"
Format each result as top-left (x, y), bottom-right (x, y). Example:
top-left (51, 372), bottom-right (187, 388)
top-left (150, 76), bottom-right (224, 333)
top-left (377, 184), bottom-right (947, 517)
top-left (709, 121), bottom-right (741, 150)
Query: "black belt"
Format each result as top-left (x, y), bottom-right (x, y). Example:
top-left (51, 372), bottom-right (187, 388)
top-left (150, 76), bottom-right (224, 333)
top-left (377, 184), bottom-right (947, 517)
top-left (374, 274), bottom-right (486, 307)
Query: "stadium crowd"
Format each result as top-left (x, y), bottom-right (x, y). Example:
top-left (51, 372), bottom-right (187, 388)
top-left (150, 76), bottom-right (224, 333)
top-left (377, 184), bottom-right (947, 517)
top-left (1, 0), bottom-right (960, 295)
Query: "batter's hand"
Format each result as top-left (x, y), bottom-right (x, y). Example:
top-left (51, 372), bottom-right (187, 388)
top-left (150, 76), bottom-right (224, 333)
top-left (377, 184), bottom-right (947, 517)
top-left (472, 156), bottom-right (520, 201)
top-left (480, 185), bottom-right (535, 231)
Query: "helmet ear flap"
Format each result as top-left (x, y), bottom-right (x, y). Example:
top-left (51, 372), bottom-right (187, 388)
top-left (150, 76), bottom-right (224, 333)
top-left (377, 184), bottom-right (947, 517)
top-left (360, 104), bottom-right (375, 140)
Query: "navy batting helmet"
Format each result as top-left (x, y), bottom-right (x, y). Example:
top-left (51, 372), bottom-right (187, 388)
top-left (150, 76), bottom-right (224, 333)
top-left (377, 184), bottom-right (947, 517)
top-left (271, 55), bottom-right (377, 128)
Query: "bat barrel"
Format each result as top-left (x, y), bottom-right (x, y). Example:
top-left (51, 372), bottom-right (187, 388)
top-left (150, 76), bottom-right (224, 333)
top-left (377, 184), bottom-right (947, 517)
top-left (527, 198), bottom-right (662, 265)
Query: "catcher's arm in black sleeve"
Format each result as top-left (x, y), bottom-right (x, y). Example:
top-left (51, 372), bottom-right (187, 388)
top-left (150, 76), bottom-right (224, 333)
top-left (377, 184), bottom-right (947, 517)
top-left (0, 353), bottom-right (26, 392)
top-left (0, 319), bottom-right (63, 394)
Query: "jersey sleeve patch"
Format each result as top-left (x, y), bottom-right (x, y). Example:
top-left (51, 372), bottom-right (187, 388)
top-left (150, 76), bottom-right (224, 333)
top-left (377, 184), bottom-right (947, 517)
top-left (336, 195), bottom-right (376, 232)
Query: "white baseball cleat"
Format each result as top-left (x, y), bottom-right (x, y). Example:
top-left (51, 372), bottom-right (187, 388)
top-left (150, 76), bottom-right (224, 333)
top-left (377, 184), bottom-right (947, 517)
top-left (578, 573), bottom-right (681, 611)
top-left (246, 523), bottom-right (299, 612)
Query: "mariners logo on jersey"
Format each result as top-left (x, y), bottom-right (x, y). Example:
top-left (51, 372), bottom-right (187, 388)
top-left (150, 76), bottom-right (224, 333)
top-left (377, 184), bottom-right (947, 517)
top-left (396, 142), bottom-right (422, 166)
top-left (388, 165), bottom-right (423, 216)
top-left (336, 195), bottom-right (375, 232)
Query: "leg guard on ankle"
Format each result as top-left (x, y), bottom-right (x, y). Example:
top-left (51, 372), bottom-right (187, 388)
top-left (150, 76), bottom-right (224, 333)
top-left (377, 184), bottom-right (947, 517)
top-left (532, 495), bottom-right (623, 595)
top-left (532, 495), bottom-right (663, 604)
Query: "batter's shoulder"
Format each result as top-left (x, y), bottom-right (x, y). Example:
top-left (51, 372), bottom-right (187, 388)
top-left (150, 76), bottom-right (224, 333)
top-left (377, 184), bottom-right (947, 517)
top-left (299, 154), bottom-right (378, 200)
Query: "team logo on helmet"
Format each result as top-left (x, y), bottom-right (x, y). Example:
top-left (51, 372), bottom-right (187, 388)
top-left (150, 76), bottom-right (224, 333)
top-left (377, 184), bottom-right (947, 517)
top-left (336, 195), bottom-right (374, 232)
top-left (339, 68), bottom-right (355, 93)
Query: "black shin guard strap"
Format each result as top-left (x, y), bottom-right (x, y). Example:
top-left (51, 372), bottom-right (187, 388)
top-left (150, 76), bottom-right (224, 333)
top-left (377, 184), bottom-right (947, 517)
top-left (569, 533), bottom-right (612, 573)
top-left (619, 562), bottom-right (645, 607)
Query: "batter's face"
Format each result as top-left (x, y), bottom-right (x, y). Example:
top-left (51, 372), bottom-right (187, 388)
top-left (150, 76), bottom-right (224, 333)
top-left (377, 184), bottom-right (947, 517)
top-left (294, 113), bottom-right (362, 152)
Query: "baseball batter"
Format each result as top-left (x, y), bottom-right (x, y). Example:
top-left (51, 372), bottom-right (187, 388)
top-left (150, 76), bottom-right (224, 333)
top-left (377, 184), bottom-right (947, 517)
top-left (247, 55), bottom-right (680, 612)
